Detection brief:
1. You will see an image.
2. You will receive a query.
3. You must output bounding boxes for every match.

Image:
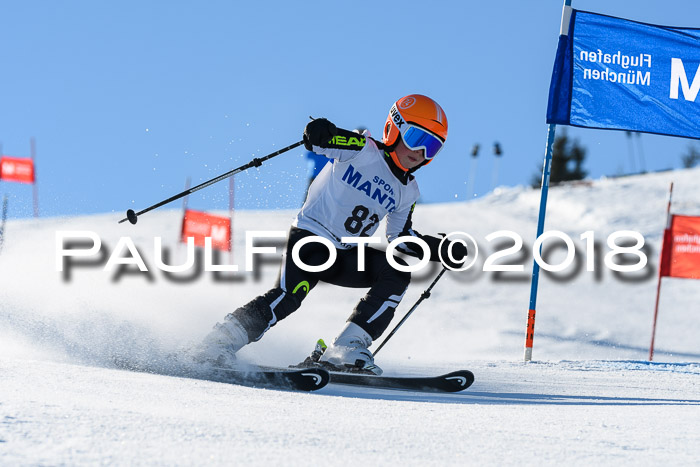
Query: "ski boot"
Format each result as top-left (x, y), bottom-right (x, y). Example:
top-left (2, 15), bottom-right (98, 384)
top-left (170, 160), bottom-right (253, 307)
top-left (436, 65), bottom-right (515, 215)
top-left (194, 315), bottom-right (249, 368)
top-left (301, 322), bottom-right (383, 375)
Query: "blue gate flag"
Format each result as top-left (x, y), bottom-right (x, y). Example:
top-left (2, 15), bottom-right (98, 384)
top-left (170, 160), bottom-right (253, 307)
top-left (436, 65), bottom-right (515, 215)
top-left (547, 10), bottom-right (700, 140)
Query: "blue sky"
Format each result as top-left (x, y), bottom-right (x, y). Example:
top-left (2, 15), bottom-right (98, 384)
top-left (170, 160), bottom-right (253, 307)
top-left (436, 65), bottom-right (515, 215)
top-left (1, 0), bottom-right (698, 219)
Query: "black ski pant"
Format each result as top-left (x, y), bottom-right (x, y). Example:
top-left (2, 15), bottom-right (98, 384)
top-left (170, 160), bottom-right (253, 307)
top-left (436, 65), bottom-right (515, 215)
top-left (229, 227), bottom-right (411, 342)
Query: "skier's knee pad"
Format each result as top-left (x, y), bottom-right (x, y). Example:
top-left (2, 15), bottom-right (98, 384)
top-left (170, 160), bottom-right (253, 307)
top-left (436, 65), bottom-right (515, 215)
top-left (349, 257), bottom-right (411, 340)
top-left (349, 292), bottom-right (404, 341)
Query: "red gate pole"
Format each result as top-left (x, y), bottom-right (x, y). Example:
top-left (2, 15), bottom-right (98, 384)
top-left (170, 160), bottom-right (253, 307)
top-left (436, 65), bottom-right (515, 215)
top-left (649, 182), bottom-right (673, 361)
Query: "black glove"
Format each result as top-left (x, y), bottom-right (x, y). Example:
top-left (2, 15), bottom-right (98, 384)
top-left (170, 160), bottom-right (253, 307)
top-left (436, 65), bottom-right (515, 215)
top-left (440, 239), bottom-right (468, 269)
top-left (303, 118), bottom-right (337, 150)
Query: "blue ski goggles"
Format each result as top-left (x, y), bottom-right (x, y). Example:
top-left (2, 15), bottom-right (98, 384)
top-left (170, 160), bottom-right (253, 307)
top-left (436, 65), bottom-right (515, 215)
top-left (401, 125), bottom-right (445, 160)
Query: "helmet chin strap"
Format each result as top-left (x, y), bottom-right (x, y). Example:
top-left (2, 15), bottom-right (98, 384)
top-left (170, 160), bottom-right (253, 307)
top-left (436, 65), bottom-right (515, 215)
top-left (390, 150), bottom-right (410, 172)
top-left (384, 138), bottom-right (409, 172)
top-left (389, 149), bottom-right (428, 173)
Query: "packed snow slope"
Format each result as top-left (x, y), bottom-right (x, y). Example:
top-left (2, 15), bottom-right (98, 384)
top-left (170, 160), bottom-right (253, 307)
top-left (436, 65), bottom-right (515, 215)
top-left (1, 168), bottom-right (699, 465)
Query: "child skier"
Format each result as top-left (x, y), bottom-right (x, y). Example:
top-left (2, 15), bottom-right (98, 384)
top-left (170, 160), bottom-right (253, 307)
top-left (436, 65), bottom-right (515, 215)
top-left (199, 94), bottom-right (467, 374)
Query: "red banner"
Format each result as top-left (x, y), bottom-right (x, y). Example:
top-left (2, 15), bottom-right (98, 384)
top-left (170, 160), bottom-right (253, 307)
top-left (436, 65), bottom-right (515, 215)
top-left (659, 214), bottom-right (700, 280)
top-left (0, 156), bottom-right (35, 184)
top-left (181, 209), bottom-right (231, 251)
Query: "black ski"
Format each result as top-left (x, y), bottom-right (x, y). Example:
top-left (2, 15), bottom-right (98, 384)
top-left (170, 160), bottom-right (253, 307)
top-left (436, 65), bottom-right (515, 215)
top-left (205, 366), bottom-right (330, 392)
top-left (327, 369), bottom-right (474, 393)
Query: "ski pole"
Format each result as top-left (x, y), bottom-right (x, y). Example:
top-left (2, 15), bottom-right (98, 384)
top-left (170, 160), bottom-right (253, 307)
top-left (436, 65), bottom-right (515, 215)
top-left (373, 267), bottom-right (449, 356)
top-left (118, 140), bottom-right (304, 224)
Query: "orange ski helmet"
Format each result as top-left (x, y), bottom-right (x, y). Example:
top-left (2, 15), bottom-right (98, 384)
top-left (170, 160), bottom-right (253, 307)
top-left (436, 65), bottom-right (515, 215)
top-left (382, 94), bottom-right (448, 171)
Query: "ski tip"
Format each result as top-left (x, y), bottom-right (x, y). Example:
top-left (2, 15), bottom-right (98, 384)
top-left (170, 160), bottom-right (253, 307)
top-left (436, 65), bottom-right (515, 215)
top-left (210, 366), bottom-right (330, 392)
top-left (442, 370), bottom-right (475, 391)
top-left (295, 367), bottom-right (331, 390)
top-left (324, 369), bottom-right (474, 393)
